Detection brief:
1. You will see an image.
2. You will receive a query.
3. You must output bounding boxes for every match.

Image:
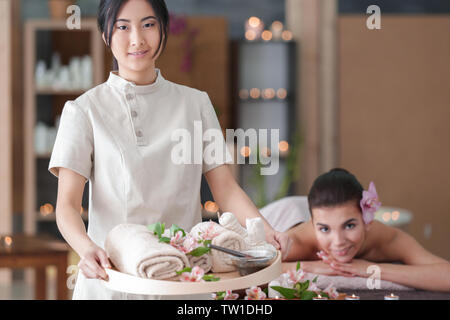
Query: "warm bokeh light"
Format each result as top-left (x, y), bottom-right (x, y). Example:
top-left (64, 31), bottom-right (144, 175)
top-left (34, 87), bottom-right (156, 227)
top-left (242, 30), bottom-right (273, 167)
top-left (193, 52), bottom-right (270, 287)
top-left (4, 236), bottom-right (12, 246)
top-left (239, 89), bottom-right (249, 100)
top-left (382, 211), bottom-right (391, 222)
top-left (261, 30), bottom-right (272, 41)
top-left (40, 203), bottom-right (54, 216)
top-left (248, 16), bottom-right (261, 28)
top-left (249, 88), bottom-right (261, 99)
top-left (245, 29), bottom-right (257, 41)
top-left (277, 88), bottom-right (287, 100)
top-left (392, 211), bottom-right (400, 221)
top-left (278, 141), bottom-right (289, 152)
top-left (204, 201), bottom-right (219, 213)
top-left (262, 88), bottom-right (276, 100)
top-left (271, 21), bottom-right (283, 32)
top-left (240, 146), bottom-right (251, 158)
top-left (282, 30), bottom-right (293, 41)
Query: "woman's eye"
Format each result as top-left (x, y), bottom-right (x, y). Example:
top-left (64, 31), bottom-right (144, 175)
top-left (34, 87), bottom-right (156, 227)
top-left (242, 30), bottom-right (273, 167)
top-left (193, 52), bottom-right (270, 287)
top-left (117, 25), bottom-right (128, 31)
top-left (319, 227), bottom-right (329, 233)
top-left (346, 224), bottom-right (356, 230)
top-left (144, 23), bottom-right (155, 28)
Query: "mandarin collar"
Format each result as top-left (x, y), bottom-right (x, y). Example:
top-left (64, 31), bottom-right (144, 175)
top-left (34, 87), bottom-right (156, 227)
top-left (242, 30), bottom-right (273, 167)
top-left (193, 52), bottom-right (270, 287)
top-left (107, 68), bottom-right (165, 94)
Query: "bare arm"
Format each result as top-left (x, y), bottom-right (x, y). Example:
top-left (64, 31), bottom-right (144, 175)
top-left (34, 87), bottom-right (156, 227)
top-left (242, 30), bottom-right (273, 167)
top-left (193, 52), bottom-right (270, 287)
top-left (332, 228), bottom-right (450, 291)
top-left (204, 164), bottom-right (291, 258)
top-left (55, 167), bottom-right (110, 280)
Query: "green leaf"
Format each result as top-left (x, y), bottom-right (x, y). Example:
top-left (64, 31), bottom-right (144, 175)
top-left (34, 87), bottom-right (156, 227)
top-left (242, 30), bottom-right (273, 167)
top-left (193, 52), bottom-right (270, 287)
top-left (300, 290), bottom-right (316, 300)
top-left (299, 280), bottom-right (310, 292)
top-left (176, 267), bottom-right (192, 275)
top-left (214, 292), bottom-right (226, 300)
top-left (202, 274), bottom-right (220, 282)
top-left (312, 276), bottom-right (318, 283)
top-left (270, 286), bottom-right (298, 299)
top-left (159, 237), bottom-right (171, 243)
top-left (188, 246), bottom-right (211, 257)
top-left (147, 222), bottom-right (165, 238)
top-left (296, 261), bottom-right (301, 271)
top-left (170, 224), bottom-right (186, 237)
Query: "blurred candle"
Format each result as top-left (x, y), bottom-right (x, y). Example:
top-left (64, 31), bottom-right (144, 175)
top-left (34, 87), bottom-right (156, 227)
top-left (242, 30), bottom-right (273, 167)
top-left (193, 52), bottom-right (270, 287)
top-left (277, 88), bottom-right (287, 100)
top-left (345, 294), bottom-right (360, 300)
top-left (282, 30), bottom-right (293, 41)
top-left (240, 146), bottom-right (251, 158)
top-left (313, 294), bottom-right (328, 300)
top-left (384, 293), bottom-right (399, 300)
top-left (249, 88), bottom-right (261, 99)
top-left (239, 89), bottom-right (249, 100)
top-left (392, 211), bottom-right (400, 221)
top-left (245, 16), bottom-right (264, 41)
top-left (270, 21), bottom-right (284, 40)
top-left (261, 30), bottom-right (272, 42)
top-left (278, 140), bottom-right (289, 157)
top-left (4, 236), bottom-right (12, 247)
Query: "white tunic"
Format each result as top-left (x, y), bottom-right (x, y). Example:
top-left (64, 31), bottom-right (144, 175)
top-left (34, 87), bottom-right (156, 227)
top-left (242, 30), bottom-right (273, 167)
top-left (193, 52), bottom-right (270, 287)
top-left (49, 69), bottom-right (231, 299)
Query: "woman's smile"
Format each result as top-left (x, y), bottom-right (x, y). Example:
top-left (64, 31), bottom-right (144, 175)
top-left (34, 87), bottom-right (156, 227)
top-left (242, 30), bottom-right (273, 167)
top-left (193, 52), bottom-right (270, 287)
top-left (128, 49), bottom-right (149, 58)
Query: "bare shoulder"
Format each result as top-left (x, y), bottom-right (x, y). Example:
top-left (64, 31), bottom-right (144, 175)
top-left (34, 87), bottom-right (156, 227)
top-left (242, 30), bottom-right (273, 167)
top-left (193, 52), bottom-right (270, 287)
top-left (365, 221), bottom-right (447, 265)
top-left (286, 220), bottom-right (319, 261)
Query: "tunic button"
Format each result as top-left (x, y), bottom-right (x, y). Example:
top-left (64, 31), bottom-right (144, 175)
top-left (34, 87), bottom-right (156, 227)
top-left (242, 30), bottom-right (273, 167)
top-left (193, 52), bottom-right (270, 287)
top-left (136, 130), bottom-right (143, 137)
top-left (126, 94), bottom-right (134, 100)
top-left (131, 110), bottom-right (138, 118)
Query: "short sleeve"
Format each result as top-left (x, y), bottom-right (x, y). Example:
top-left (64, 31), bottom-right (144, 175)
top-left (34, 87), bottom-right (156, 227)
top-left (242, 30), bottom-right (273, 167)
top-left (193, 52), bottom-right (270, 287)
top-left (200, 92), bottom-right (233, 174)
top-left (48, 101), bottom-right (93, 182)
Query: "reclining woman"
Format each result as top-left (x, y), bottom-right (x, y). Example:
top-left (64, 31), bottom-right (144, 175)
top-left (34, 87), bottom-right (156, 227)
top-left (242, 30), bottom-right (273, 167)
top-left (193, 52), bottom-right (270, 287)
top-left (282, 168), bottom-right (450, 292)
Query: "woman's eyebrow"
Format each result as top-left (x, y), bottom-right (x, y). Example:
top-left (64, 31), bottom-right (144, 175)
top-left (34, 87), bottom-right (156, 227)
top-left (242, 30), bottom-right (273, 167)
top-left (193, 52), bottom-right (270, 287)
top-left (316, 218), bottom-right (357, 228)
top-left (115, 16), bottom-right (157, 23)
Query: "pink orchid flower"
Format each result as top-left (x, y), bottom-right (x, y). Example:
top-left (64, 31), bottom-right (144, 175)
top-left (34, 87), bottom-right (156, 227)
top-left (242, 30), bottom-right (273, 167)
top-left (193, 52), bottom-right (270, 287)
top-left (307, 281), bottom-right (321, 293)
top-left (180, 266), bottom-right (205, 282)
top-left (183, 235), bottom-right (201, 253)
top-left (323, 284), bottom-right (339, 299)
top-left (287, 268), bottom-right (306, 285)
top-left (245, 286), bottom-right (267, 300)
top-left (224, 290), bottom-right (239, 300)
top-left (360, 181), bottom-right (382, 224)
top-left (170, 230), bottom-right (187, 252)
top-left (201, 222), bottom-right (220, 241)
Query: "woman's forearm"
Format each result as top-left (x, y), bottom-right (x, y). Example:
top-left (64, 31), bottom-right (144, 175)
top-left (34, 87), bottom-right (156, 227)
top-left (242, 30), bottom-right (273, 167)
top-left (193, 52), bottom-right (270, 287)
top-left (380, 262), bottom-right (450, 292)
top-left (56, 205), bottom-right (94, 257)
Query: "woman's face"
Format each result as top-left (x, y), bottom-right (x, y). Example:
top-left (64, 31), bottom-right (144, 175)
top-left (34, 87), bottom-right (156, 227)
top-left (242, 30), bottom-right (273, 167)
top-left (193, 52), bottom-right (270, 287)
top-left (107, 0), bottom-right (162, 75)
top-left (312, 201), bottom-right (369, 263)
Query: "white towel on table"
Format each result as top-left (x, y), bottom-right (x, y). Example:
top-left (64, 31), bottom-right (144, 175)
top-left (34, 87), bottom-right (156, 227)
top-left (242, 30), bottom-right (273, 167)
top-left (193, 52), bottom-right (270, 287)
top-left (105, 223), bottom-right (190, 280)
top-left (189, 221), bottom-right (246, 273)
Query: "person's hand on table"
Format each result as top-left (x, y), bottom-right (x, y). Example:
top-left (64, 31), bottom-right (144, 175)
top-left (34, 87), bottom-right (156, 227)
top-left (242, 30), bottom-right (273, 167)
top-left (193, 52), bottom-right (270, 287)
top-left (78, 242), bottom-right (111, 281)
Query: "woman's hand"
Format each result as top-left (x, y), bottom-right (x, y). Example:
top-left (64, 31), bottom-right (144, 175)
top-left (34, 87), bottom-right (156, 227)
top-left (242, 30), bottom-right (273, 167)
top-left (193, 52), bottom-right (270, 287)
top-left (297, 261), bottom-right (355, 277)
top-left (328, 259), bottom-right (375, 278)
top-left (78, 243), bottom-right (111, 281)
top-left (266, 230), bottom-right (293, 261)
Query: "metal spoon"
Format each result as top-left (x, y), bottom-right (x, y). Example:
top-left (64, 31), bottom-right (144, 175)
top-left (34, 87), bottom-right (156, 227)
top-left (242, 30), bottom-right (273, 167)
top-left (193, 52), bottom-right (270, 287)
top-left (206, 243), bottom-right (256, 259)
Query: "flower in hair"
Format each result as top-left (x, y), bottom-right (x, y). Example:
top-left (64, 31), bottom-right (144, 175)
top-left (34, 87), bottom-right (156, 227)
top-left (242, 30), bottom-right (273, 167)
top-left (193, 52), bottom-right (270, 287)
top-left (360, 182), bottom-right (381, 224)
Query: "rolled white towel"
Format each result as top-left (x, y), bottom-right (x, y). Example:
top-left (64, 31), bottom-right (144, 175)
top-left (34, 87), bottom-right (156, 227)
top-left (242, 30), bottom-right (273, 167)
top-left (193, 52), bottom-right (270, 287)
top-left (105, 224), bottom-right (190, 280)
top-left (219, 212), bottom-right (248, 238)
top-left (189, 221), bottom-right (246, 273)
top-left (246, 217), bottom-right (266, 246)
top-left (188, 254), bottom-right (212, 274)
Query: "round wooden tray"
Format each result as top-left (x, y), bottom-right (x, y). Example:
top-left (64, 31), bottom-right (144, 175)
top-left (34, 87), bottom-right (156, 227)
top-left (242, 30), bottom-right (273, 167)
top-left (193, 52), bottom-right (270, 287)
top-left (101, 251), bottom-right (282, 295)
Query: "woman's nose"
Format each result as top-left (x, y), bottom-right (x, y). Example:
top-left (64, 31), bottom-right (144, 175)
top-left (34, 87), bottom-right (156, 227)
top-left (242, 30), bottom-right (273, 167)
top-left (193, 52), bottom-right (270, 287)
top-left (130, 28), bottom-right (145, 47)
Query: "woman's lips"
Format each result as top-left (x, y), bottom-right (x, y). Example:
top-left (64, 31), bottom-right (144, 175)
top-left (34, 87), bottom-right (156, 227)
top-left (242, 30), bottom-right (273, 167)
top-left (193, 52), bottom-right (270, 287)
top-left (129, 50), bottom-right (149, 58)
top-left (333, 246), bottom-right (352, 257)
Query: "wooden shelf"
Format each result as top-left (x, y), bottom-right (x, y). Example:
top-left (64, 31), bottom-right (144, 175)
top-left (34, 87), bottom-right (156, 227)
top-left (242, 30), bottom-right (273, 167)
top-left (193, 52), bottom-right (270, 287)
top-left (24, 18), bottom-right (104, 235)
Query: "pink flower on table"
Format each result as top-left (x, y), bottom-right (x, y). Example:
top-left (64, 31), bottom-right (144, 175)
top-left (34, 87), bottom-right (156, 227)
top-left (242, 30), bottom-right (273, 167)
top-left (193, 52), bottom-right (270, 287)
top-left (360, 181), bottom-right (382, 225)
top-left (287, 268), bottom-right (306, 285)
top-left (323, 284), bottom-right (339, 299)
top-left (224, 290), bottom-right (239, 300)
top-left (245, 286), bottom-right (267, 300)
top-left (307, 281), bottom-right (320, 293)
top-left (170, 230), bottom-right (187, 252)
top-left (180, 266), bottom-right (205, 282)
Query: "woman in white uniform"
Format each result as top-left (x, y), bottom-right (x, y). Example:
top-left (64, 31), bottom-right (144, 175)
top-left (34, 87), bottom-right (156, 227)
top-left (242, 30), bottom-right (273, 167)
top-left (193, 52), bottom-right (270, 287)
top-left (49, 0), bottom-right (291, 299)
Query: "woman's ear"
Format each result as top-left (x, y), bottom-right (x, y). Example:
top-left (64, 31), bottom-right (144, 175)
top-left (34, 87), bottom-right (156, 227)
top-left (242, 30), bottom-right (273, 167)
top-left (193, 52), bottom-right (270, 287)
top-left (364, 221), bottom-right (373, 232)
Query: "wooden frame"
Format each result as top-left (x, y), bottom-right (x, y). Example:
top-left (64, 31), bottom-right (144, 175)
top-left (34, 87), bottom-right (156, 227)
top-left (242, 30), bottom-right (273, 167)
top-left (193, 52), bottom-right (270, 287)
top-left (23, 19), bottom-right (104, 234)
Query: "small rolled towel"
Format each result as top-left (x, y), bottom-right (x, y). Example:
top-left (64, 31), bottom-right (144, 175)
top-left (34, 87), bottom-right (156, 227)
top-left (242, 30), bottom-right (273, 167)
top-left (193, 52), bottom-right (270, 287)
top-left (219, 212), bottom-right (248, 238)
top-left (245, 217), bottom-right (277, 254)
top-left (105, 223), bottom-right (190, 280)
top-left (188, 254), bottom-right (212, 274)
top-left (189, 221), bottom-right (246, 273)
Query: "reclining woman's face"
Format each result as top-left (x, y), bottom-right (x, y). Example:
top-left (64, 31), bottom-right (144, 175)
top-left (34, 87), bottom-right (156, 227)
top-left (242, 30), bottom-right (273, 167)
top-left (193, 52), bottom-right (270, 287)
top-left (311, 201), bottom-right (368, 263)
